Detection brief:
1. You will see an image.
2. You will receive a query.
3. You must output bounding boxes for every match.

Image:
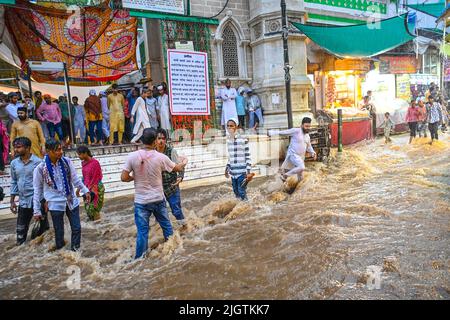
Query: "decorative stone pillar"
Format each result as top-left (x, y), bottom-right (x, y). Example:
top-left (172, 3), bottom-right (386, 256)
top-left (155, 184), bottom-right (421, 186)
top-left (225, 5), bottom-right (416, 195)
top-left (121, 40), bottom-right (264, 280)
top-left (248, 0), bottom-right (312, 128)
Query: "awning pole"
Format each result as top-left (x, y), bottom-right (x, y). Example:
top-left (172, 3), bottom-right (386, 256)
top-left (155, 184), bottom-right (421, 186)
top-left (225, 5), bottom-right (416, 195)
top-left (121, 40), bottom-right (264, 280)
top-left (338, 109), bottom-right (343, 152)
top-left (63, 63), bottom-right (75, 145)
top-left (26, 61), bottom-right (34, 118)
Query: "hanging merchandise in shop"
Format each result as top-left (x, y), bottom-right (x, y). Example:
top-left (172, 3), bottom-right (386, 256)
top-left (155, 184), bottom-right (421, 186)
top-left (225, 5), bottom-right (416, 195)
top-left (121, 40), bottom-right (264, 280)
top-left (4, 0), bottom-right (138, 82)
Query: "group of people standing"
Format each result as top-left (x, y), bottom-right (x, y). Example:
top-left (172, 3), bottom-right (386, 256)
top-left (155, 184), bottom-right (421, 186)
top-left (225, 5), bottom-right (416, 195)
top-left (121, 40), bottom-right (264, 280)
top-left (220, 79), bottom-right (264, 133)
top-left (69, 83), bottom-right (172, 146)
top-left (0, 83), bottom-right (173, 174)
top-left (405, 94), bottom-right (448, 145)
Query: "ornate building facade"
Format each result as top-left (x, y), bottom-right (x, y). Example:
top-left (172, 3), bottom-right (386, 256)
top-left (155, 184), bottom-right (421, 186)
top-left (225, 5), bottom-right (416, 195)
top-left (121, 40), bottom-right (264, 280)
top-left (142, 0), bottom-right (392, 129)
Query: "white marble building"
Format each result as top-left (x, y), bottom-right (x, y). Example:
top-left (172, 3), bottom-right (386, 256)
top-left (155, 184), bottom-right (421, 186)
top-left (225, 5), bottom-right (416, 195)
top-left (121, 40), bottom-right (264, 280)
top-left (142, 0), bottom-right (393, 129)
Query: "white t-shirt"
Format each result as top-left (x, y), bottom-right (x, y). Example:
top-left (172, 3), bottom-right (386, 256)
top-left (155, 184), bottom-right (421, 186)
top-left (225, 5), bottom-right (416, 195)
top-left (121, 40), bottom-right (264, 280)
top-left (123, 149), bottom-right (176, 204)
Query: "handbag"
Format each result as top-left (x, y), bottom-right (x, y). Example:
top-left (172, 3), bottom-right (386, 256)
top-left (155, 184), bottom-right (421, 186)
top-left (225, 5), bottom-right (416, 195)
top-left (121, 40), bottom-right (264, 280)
top-left (31, 200), bottom-right (50, 239)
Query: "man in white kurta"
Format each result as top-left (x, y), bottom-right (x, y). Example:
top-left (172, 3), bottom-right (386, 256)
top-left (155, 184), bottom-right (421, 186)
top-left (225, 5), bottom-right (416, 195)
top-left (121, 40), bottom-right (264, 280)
top-left (100, 91), bottom-right (110, 141)
top-left (268, 117), bottom-right (317, 181)
top-left (157, 85), bottom-right (172, 132)
top-left (130, 90), bottom-right (151, 143)
top-left (220, 79), bottom-right (238, 127)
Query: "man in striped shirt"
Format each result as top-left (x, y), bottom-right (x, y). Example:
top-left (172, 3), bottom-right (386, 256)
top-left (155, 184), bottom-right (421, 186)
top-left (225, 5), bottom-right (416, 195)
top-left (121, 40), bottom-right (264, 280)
top-left (225, 118), bottom-right (253, 201)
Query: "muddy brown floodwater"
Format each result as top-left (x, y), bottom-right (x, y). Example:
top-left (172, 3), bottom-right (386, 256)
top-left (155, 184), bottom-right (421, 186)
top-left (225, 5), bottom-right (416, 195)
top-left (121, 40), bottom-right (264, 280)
top-left (0, 134), bottom-right (449, 299)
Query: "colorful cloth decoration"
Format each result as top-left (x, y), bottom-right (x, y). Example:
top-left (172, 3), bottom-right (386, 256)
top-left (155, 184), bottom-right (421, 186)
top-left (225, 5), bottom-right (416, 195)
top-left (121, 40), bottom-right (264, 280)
top-left (5, 0), bottom-right (137, 82)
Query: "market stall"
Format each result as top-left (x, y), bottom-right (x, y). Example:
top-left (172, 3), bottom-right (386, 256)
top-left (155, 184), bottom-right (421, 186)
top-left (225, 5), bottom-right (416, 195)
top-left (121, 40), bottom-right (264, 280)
top-left (325, 108), bottom-right (372, 146)
top-left (321, 59), bottom-right (373, 146)
top-left (361, 57), bottom-right (420, 135)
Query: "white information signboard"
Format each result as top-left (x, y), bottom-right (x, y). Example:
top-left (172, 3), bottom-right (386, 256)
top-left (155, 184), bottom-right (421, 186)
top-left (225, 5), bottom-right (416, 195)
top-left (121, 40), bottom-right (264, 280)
top-left (122, 0), bottom-right (185, 15)
top-left (168, 49), bottom-right (210, 116)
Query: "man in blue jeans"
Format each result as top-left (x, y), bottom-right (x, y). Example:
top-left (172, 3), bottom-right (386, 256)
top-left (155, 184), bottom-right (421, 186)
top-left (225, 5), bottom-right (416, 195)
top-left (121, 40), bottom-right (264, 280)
top-left (225, 118), bottom-right (253, 200)
top-left (33, 139), bottom-right (90, 251)
top-left (155, 128), bottom-right (187, 228)
top-left (121, 128), bottom-right (188, 259)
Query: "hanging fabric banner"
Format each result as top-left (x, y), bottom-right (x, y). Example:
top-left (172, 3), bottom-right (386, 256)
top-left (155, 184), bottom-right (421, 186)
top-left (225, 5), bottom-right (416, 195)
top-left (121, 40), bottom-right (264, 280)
top-left (5, 0), bottom-right (138, 82)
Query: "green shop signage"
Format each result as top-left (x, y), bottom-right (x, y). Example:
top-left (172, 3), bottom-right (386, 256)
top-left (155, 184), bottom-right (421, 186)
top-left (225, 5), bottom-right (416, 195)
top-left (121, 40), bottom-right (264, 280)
top-left (305, 0), bottom-right (387, 15)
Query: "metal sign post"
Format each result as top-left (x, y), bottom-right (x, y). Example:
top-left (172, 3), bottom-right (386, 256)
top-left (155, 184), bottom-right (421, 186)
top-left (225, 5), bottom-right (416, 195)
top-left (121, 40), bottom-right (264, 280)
top-left (281, 0), bottom-right (293, 129)
top-left (26, 61), bottom-right (33, 103)
top-left (63, 63), bottom-right (74, 145)
top-left (338, 109), bottom-right (343, 152)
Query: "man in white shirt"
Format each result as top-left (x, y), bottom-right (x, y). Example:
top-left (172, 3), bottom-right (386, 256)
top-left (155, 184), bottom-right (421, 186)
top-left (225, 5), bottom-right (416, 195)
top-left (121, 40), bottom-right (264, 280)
top-left (220, 79), bottom-right (238, 130)
top-left (157, 85), bottom-right (172, 133)
top-left (268, 117), bottom-right (317, 181)
top-left (33, 139), bottom-right (90, 251)
top-left (99, 91), bottom-right (110, 142)
top-left (6, 93), bottom-right (22, 123)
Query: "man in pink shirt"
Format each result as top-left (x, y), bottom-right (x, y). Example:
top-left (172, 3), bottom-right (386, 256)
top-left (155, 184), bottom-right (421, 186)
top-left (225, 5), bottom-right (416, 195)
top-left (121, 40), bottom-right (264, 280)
top-left (121, 128), bottom-right (188, 259)
top-left (37, 94), bottom-right (63, 141)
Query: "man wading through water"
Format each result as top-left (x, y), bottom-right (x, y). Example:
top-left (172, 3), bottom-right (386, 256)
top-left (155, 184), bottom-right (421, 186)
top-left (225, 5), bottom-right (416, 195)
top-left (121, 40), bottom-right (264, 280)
top-left (121, 128), bottom-right (188, 259)
top-left (10, 137), bottom-right (49, 245)
top-left (155, 128), bottom-right (187, 229)
top-left (33, 139), bottom-right (91, 251)
top-left (269, 117), bottom-right (317, 182)
top-left (225, 118), bottom-right (253, 201)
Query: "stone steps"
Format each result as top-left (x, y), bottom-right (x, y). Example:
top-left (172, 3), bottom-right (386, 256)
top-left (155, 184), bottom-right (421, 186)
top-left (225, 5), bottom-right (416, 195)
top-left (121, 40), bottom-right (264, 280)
top-left (0, 141), bottom-right (265, 215)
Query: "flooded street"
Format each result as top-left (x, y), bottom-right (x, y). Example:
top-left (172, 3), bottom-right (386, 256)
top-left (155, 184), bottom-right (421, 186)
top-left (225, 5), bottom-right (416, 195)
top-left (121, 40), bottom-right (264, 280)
top-left (0, 134), bottom-right (449, 299)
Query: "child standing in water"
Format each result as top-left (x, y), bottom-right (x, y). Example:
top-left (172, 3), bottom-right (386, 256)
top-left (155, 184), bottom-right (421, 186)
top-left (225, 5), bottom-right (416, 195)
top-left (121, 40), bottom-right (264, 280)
top-left (225, 118), bottom-right (253, 201)
top-left (380, 112), bottom-right (394, 144)
top-left (76, 146), bottom-right (104, 221)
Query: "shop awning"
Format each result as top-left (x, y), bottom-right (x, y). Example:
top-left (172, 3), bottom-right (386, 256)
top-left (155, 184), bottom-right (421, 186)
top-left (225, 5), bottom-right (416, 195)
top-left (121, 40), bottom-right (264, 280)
top-left (19, 80), bottom-right (110, 102)
top-left (407, 1), bottom-right (445, 18)
top-left (293, 14), bottom-right (415, 58)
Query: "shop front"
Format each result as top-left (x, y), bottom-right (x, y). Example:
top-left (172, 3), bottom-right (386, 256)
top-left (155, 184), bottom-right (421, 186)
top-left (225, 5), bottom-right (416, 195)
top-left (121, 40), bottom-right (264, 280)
top-left (362, 55), bottom-right (420, 134)
top-left (320, 57), bottom-right (373, 146)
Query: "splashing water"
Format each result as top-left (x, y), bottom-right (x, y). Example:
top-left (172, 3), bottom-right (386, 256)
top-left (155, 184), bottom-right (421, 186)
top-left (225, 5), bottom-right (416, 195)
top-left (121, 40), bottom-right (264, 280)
top-left (0, 134), bottom-right (449, 299)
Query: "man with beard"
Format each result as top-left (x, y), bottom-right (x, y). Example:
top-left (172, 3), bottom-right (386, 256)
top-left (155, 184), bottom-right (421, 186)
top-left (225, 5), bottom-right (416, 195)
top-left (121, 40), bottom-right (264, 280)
top-left (10, 137), bottom-right (49, 245)
top-left (10, 106), bottom-right (45, 158)
top-left (6, 93), bottom-right (22, 124)
top-left (268, 117), bottom-right (317, 182)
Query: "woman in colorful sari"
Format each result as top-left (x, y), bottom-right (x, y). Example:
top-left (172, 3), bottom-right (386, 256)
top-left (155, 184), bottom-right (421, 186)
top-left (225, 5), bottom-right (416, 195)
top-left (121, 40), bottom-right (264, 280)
top-left (0, 120), bottom-right (9, 175)
top-left (76, 146), bottom-right (104, 220)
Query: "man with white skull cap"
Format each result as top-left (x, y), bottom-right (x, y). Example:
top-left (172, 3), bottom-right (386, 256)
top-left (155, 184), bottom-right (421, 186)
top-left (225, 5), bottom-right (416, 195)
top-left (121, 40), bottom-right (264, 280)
top-left (220, 79), bottom-right (238, 131)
